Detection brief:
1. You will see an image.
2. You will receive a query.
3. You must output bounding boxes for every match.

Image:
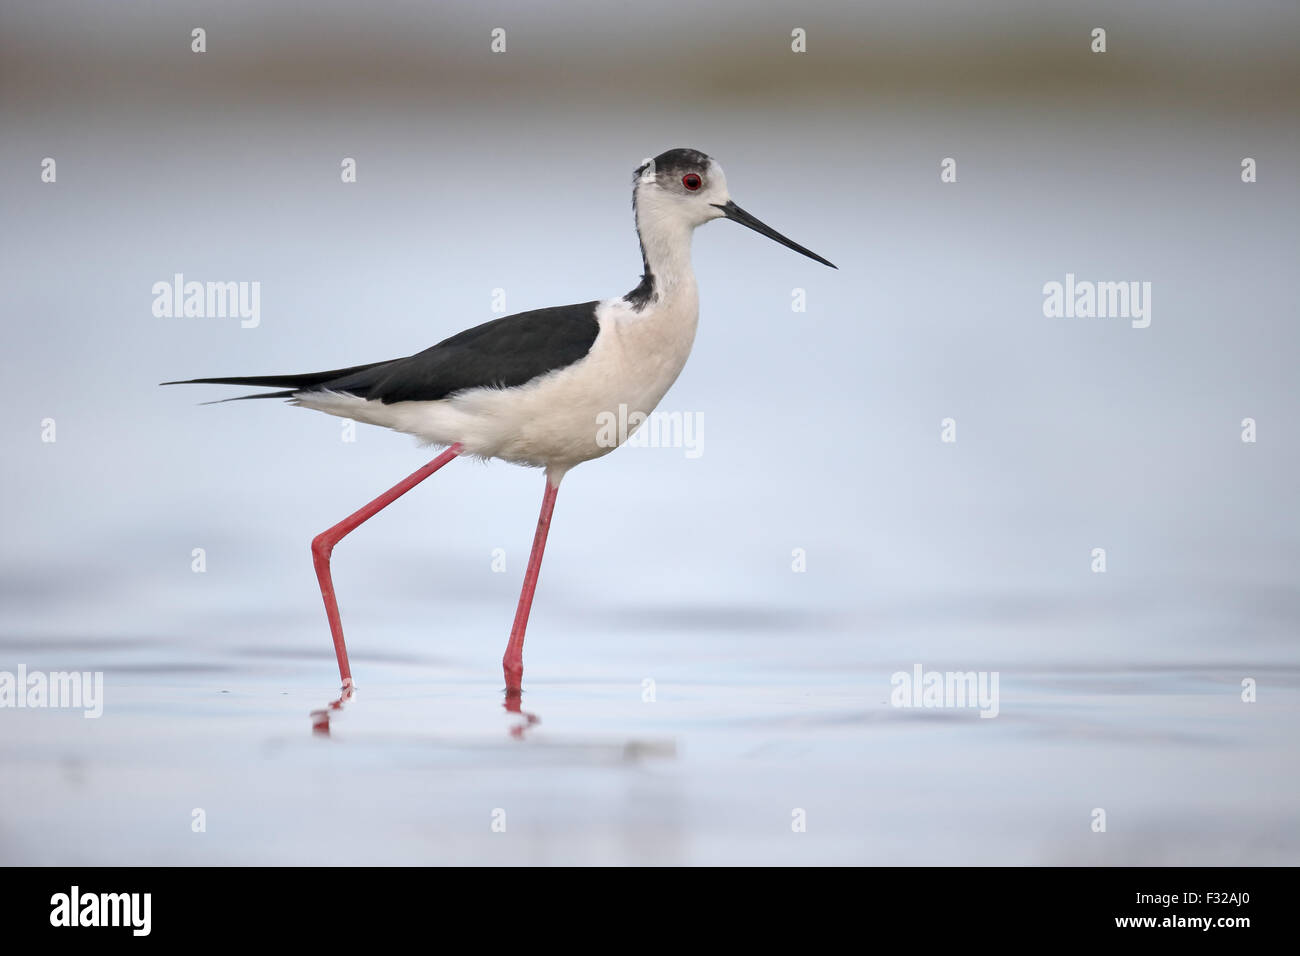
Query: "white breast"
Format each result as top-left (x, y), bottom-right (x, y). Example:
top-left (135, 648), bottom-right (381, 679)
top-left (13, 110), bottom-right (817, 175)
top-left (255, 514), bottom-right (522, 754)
top-left (295, 292), bottom-right (700, 473)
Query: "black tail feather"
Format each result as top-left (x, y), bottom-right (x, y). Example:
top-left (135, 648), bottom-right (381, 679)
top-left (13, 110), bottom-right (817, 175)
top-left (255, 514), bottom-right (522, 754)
top-left (159, 361), bottom-right (389, 392)
top-left (197, 390), bottom-right (300, 405)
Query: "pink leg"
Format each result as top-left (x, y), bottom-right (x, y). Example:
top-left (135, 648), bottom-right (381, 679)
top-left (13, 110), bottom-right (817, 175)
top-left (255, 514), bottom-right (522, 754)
top-left (503, 476), bottom-right (561, 697)
top-left (312, 443), bottom-right (463, 687)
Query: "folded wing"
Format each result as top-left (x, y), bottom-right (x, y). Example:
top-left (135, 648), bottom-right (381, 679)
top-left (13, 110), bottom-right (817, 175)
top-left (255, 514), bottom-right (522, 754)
top-left (162, 301), bottom-right (602, 403)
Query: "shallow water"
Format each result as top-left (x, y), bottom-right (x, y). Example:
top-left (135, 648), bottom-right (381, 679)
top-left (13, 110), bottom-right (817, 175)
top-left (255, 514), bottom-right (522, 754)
top-left (3, 584), bottom-right (1297, 865)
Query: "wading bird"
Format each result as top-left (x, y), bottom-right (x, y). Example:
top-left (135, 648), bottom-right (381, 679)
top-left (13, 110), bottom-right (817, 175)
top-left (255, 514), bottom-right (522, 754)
top-left (165, 148), bottom-right (835, 698)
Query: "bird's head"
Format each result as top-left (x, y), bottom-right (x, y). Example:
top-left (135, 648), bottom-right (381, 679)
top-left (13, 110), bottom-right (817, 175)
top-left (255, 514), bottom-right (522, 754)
top-left (633, 148), bottom-right (835, 268)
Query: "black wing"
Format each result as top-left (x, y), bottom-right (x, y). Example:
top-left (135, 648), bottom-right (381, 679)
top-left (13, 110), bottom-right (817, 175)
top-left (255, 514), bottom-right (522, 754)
top-left (163, 301), bottom-right (602, 403)
top-left (332, 301), bottom-right (601, 403)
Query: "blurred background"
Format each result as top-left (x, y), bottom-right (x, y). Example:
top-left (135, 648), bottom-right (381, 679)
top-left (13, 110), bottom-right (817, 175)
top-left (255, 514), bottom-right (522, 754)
top-left (1, 0), bottom-right (1297, 865)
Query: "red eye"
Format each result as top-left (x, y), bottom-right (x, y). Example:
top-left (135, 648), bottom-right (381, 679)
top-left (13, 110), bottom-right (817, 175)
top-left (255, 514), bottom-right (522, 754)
top-left (682, 173), bottom-right (702, 191)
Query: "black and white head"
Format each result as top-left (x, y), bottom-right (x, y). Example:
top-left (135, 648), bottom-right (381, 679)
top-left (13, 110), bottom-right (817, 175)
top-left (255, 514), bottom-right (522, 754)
top-left (633, 148), bottom-right (836, 268)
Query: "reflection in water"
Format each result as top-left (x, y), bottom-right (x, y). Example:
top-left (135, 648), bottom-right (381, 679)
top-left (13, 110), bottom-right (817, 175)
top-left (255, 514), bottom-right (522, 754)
top-left (504, 687), bottom-right (540, 740)
top-left (310, 683), bottom-right (355, 736)
top-left (309, 683), bottom-right (542, 739)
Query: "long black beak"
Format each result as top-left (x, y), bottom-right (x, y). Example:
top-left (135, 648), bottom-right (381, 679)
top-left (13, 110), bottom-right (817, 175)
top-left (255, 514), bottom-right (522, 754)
top-left (713, 200), bottom-right (836, 269)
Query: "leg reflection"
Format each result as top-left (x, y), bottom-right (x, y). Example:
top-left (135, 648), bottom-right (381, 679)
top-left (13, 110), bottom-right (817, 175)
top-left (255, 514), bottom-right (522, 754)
top-left (503, 686), bottom-right (540, 740)
top-left (310, 683), bottom-right (356, 736)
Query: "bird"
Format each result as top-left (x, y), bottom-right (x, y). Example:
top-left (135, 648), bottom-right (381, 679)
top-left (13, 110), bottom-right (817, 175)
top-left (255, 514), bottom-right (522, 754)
top-left (163, 147), bottom-right (835, 700)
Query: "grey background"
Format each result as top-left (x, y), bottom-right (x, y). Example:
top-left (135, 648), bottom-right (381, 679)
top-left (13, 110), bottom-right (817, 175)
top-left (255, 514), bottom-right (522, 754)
top-left (1, 1), bottom-right (1297, 864)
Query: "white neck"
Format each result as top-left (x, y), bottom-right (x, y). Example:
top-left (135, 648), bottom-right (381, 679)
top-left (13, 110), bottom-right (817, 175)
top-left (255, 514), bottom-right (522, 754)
top-left (627, 187), bottom-right (698, 310)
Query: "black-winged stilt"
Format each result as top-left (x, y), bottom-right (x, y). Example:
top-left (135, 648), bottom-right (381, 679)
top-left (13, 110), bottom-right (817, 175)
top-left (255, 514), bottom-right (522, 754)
top-left (164, 148), bottom-right (835, 699)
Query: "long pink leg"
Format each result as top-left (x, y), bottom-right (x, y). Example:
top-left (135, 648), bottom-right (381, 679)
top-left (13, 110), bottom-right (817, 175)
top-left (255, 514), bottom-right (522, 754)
top-left (503, 476), bottom-right (561, 697)
top-left (312, 443), bottom-right (463, 687)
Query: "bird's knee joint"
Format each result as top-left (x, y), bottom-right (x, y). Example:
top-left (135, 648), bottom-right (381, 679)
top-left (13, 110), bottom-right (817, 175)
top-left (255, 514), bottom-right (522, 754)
top-left (311, 534), bottom-right (334, 560)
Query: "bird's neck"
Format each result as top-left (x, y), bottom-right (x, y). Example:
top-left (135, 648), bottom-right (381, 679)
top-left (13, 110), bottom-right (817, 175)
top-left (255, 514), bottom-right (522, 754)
top-left (625, 201), bottom-right (697, 313)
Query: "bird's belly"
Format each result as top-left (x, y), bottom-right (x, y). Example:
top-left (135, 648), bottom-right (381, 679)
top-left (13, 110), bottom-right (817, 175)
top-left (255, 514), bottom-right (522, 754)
top-left (440, 337), bottom-right (687, 467)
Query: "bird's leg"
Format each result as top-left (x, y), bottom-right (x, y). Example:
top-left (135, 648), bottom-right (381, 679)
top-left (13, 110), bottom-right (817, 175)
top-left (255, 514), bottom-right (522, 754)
top-left (311, 442), bottom-right (463, 688)
top-left (503, 474), bottom-right (562, 700)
